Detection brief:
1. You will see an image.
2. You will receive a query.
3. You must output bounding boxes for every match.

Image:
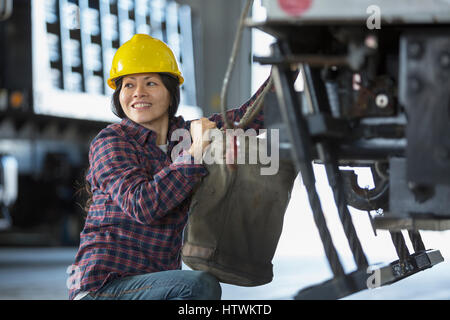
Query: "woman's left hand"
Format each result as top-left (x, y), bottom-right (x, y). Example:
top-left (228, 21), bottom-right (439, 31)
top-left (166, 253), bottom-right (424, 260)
top-left (188, 118), bottom-right (217, 158)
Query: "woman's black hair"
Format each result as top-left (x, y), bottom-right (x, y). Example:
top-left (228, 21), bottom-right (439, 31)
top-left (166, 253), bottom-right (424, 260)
top-left (111, 73), bottom-right (181, 120)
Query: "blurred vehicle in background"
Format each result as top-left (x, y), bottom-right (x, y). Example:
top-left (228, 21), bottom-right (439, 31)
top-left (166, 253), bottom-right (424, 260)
top-left (0, 0), bottom-right (201, 245)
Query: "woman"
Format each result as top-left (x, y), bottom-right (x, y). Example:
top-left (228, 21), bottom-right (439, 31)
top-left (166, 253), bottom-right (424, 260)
top-left (69, 34), bottom-right (269, 300)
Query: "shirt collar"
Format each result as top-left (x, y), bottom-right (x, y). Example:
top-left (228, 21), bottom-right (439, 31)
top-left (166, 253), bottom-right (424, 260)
top-left (120, 117), bottom-right (185, 147)
top-left (120, 118), bottom-right (156, 146)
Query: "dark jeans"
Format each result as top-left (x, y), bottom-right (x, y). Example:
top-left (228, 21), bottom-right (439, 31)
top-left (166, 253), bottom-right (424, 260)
top-left (81, 270), bottom-right (221, 300)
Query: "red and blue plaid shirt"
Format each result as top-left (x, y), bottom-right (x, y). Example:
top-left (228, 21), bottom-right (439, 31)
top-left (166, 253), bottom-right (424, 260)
top-left (69, 79), bottom-right (269, 299)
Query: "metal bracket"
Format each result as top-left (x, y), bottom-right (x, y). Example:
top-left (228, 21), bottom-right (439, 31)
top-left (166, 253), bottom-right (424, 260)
top-left (372, 249), bottom-right (444, 287)
top-left (295, 249), bottom-right (444, 300)
top-left (374, 217), bottom-right (450, 231)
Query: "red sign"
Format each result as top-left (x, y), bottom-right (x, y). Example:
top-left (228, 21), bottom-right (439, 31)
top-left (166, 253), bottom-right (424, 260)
top-left (278, 0), bottom-right (313, 16)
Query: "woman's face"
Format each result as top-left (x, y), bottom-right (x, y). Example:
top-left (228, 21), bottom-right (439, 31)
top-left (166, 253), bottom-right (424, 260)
top-left (119, 73), bottom-right (171, 130)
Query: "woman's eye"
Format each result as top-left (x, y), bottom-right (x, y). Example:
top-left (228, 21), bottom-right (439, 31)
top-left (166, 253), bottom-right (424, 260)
top-left (147, 81), bottom-right (156, 86)
top-left (124, 83), bottom-right (133, 88)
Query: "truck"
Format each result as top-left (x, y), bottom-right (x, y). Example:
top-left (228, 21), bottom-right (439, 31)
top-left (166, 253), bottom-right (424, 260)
top-left (250, 0), bottom-right (450, 298)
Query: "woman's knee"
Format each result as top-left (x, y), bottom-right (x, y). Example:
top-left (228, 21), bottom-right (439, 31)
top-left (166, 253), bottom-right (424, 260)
top-left (190, 271), bottom-right (222, 300)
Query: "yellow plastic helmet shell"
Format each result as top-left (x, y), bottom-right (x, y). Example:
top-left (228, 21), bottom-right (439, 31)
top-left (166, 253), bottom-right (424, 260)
top-left (107, 34), bottom-right (184, 89)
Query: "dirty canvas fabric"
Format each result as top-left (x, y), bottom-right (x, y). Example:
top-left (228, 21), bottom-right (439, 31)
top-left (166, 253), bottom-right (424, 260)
top-left (181, 132), bottom-right (296, 286)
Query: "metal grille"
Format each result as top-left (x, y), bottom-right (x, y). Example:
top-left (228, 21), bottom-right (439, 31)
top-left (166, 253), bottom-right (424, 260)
top-left (42, 0), bottom-right (196, 106)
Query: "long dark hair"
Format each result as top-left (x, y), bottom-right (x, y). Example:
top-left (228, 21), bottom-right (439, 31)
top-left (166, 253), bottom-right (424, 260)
top-left (82, 73), bottom-right (181, 214)
top-left (111, 73), bottom-right (181, 120)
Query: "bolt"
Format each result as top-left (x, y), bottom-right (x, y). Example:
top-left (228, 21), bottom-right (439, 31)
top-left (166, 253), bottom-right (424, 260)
top-left (375, 93), bottom-right (389, 108)
top-left (408, 41), bottom-right (423, 59)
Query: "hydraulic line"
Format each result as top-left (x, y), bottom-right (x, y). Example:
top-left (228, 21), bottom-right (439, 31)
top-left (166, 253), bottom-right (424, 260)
top-left (317, 143), bottom-right (369, 269)
top-left (220, 0), bottom-right (258, 130)
top-left (305, 179), bottom-right (347, 277)
top-left (273, 61), bottom-right (345, 278)
top-left (303, 65), bottom-right (369, 269)
top-left (408, 230), bottom-right (426, 253)
top-left (390, 231), bottom-right (410, 261)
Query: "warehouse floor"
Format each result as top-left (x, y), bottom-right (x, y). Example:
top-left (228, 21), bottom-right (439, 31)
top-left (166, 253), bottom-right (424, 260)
top-left (1, 246), bottom-right (450, 300)
top-left (2, 172), bottom-right (450, 300)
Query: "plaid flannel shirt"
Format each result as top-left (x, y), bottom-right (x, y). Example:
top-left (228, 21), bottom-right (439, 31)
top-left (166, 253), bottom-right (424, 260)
top-left (69, 78), bottom-right (269, 299)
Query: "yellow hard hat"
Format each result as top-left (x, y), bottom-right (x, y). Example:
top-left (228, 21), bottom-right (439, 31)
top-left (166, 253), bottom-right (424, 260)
top-left (107, 34), bottom-right (184, 89)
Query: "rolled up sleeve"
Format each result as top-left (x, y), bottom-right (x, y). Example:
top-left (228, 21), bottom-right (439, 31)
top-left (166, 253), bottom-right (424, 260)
top-left (207, 75), bottom-right (271, 130)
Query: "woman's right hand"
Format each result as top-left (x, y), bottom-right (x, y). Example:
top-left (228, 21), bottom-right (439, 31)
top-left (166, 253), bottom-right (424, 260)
top-left (188, 117), bottom-right (217, 158)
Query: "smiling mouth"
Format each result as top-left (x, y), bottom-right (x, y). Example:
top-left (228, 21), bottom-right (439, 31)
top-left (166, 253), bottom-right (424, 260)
top-left (132, 103), bottom-right (152, 109)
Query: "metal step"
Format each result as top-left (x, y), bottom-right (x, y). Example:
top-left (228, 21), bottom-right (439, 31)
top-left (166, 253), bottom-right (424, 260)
top-left (295, 249), bottom-right (444, 300)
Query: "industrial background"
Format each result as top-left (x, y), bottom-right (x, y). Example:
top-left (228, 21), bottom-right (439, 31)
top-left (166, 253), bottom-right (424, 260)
top-left (0, 0), bottom-right (449, 300)
top-left (0, 0), bottom-right (254, 247)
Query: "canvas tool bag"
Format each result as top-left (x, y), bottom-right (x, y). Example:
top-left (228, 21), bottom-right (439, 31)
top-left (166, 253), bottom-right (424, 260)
top-left (181, 130), bottom-right (296, 286)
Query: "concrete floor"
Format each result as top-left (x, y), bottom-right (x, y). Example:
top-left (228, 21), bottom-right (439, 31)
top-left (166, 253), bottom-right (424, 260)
top-left (1, 246), bottom-right (450, 300)
top-left (2, 168), bottom-right (450, 300)
top-left (0, 247), bottom-right (77, 300)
